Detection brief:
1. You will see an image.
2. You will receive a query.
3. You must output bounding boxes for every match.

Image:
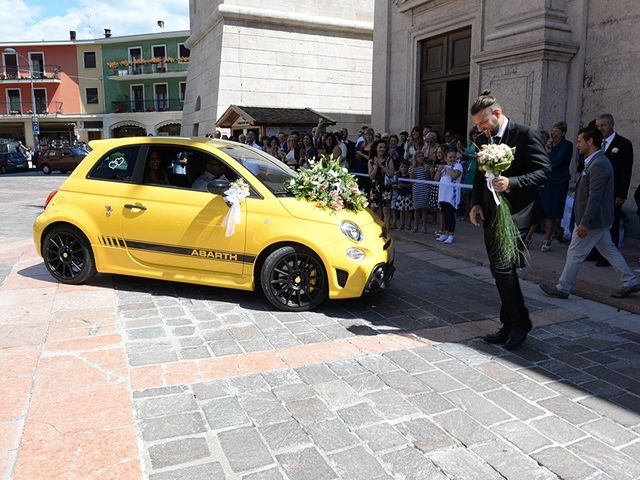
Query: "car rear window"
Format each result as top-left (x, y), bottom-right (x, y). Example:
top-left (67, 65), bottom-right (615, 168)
top-left (88, 146), bottom-right (140, 182)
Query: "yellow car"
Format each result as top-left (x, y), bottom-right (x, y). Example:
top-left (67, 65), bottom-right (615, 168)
top-left (33, 137), bottom-right (394, 311)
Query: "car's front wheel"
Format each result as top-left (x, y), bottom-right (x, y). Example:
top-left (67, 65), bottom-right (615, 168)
top-left (41, 163), bottom-right (51, 174)
top-left (260, 245), bottom-right (328, 312)
top-left (43, 225), bottom-right (96, 284)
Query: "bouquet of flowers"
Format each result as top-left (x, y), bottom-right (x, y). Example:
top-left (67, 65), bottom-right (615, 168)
top-left (223, 178), bottom-right (250, 237)
top-left (286, 155), bottom-right (368, 213)
top-left (476, 142), bottom-right (527, 268)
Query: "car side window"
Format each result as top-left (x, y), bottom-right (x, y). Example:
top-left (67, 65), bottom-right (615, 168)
top-left (136, 146), bottom-right (239, 192)
top-left (88, 146), bottom-right (140, 182)
top-left (142, 149), bottom-right (172, 186)
top-left (188, 152), bottom-right (238, 192)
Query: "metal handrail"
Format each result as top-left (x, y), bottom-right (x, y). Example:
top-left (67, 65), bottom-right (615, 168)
top-left (0, 100), bottom-right (63, 115)
top-left (107, 61), bottom-right (189, 76)
top-left (111, 98), bottom-right (184, 113)
top-left (0, 65), bottom-right (61, 80)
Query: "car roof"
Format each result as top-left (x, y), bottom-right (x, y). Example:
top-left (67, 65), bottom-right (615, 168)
top-left (86, 136), bottom-right (249, 151)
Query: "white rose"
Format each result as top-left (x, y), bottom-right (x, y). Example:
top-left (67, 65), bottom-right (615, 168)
top-left (612, 147), bottom-right (619, 154)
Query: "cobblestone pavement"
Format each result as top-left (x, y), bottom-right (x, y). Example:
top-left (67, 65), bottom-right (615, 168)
top-left (2, 172), bottom-right (640, 480)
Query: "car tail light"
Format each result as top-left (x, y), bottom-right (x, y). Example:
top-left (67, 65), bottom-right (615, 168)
top-left (44, 190), bottom-right (58, 209)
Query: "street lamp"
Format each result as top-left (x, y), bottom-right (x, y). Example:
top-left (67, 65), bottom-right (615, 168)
top-left (4, 47), bottom-right (39, 150)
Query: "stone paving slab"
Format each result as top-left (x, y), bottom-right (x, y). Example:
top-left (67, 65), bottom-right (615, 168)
top-left (2, 174), bottom-right (640, 479)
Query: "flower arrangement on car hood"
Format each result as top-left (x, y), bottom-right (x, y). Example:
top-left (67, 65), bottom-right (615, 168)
top-left (476, 142), bottom-right (527, 268)
top-left (286, 155), bottom-right (368, 213)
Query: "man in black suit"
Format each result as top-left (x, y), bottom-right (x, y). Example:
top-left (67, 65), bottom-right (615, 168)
top-left (340, 127), bottom-right (357, 172)
top-left (595, 113), bottom-right (634, 256)
top-left (469, 91), bottom-right (551, 350)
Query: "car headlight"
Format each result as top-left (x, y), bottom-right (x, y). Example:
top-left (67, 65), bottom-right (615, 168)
top-left (346, 248), bottom-right (366, 261)
top-left (341, 221), bottom-right (363, 242)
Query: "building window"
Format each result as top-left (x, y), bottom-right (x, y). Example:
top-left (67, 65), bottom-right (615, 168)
top-left (193, 123), bottom-right (199, 136)
top-left (86, 88), bottom-right (99, 104)
top-left (7, 89), bottom-right (21, 113)
top-left (29, 53), bottom-right (45, 77)
top-left (178, 43), bottom-right (190, 58)
top-left (179, 82), bottom-right (186, 109)
top-left (84, 52), bottom-right (97, 68)
top-left (3, 53), bottom-right (18, 78)
top-left (34, 88), bottom-right (47, 113)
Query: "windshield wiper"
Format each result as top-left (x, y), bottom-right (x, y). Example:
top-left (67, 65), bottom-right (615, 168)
top-left (272, 190), bottom-right (292, 196)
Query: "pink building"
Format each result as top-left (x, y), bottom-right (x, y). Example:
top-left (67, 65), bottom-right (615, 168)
top-left (0, 42), bottom-right (82, 147)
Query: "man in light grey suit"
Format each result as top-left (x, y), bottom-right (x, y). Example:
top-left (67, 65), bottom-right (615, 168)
top-left (540, 126), bottom-right (640, 299)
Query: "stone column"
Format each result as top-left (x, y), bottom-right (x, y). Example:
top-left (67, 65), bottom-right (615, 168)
top-left (372, 0), bottom-right (391, 133)
top-left (472, 0), bottom-right (578, 129)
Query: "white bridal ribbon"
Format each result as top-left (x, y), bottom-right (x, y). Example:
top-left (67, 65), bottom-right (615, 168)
top-left (222, 186), bottom-right (250, 237)
top-left (485, 172), bottom-right (501, 206)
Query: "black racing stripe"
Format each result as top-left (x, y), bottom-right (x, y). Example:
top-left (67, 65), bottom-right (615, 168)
top-left (124, 239), bottom-right (256, 264)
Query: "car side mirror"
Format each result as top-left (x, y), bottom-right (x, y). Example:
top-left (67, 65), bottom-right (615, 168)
top-left (207, 178), bottom-right (230, 195)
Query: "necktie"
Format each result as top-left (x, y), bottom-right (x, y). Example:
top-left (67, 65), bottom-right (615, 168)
top-left (602, 139), bottom-right (607, 152)
top-left (492, 135), bottom-right (501, 144)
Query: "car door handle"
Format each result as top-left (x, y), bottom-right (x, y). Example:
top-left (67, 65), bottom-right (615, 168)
top-left (124, 203), bottom-right (147, 211)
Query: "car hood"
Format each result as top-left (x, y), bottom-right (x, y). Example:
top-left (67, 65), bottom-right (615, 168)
top-left (278, 197), bottom-right (378, 227)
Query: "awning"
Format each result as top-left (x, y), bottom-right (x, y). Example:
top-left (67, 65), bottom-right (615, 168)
top-left (110, 120), bottom-right (146, 130)
top-left (155, 119), bottom-right (182, 129)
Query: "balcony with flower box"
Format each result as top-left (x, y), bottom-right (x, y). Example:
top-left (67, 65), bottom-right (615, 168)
top-left (106, 57), bottom-right (189, 80)
top-left (0, 65), bottom-right (62, 84)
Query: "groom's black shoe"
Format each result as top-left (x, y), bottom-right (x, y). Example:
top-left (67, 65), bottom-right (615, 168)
top-left (483, 326), bottom-right (510, 345)
top-left (504, 327), bottom-right (530, 350)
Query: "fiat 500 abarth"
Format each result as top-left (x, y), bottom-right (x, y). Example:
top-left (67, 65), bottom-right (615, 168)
top-left (33, 137), bottom-right (394, 311)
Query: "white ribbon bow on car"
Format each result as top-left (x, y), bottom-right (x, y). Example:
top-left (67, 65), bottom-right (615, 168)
top-left (222, 183), bottom-right (250, 237)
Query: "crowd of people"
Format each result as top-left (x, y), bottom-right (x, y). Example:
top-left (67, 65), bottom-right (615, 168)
top-left (217, 121), bottom-right (481, 245)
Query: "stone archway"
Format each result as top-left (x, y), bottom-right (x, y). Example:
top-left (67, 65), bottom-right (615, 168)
top-left (110, 121), bottom-right (147, 138)
top-left (155, 120), bottom-right (182, 136)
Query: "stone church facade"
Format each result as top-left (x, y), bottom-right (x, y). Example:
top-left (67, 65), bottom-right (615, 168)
top-left (373, 0), bottom-right (640, 232)
top-left (181, 0), bottom-right (374, 137)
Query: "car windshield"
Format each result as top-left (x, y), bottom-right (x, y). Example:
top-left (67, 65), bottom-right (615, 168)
top-left (219, 145), bottom-right (295, 195)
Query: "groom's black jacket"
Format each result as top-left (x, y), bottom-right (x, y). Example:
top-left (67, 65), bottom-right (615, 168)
top-left (472, 121), bottom-right (551, 230)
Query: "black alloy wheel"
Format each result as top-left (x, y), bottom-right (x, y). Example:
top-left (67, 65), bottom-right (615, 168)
top-left (41, 163), bottom-right (51, 174)
top-left (43, 225), bottom-right (96, 284)
top-left (261, 246), bottom-right (328, 312)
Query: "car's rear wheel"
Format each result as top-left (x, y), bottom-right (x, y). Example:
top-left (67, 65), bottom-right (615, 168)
top-left (0, 165), bottom-right (6, 174)
top-left (260, 245), bottom-right (328, 312)
top-left (41, 163), bottom-right (51, 175)
top-left (43, 225), bottom-right (96, 284)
